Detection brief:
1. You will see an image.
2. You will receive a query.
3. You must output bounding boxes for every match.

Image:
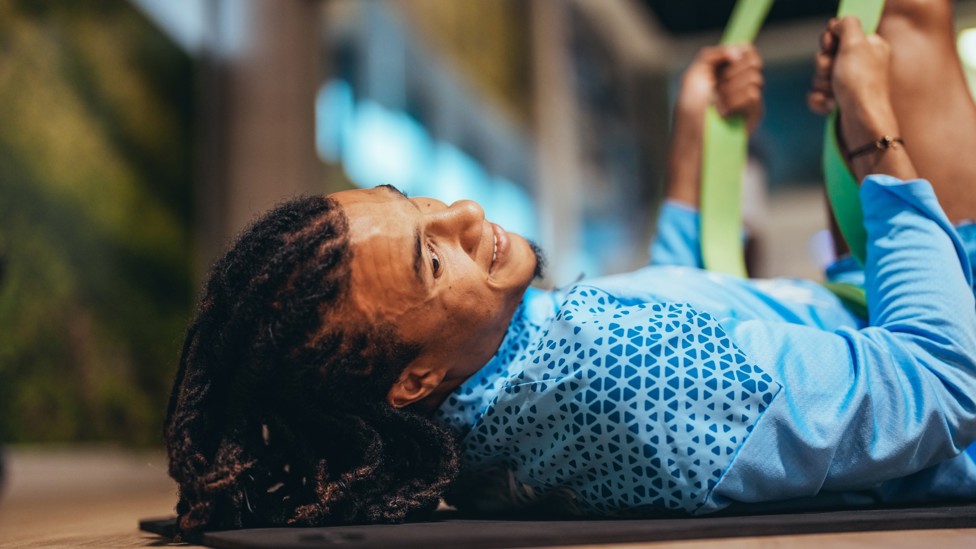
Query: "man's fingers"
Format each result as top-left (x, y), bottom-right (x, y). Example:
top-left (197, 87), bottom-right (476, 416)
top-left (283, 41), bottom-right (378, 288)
top-left (718, 61), bottom-right (763, 88)
top-left (810, 19), bottom-right (843, 117)
top-left (811, 70), bottom-right (832, 97)
top-left (702, 44), bottom-right (760, 76)
top-left (810, 50), bottom-right (833, 88)
top-left (684, 43), bottom-right (764, 124)
top-left (811, 53), bottom-right (833, 96)
top-left (716, 78), bottom-right (762, 116)
top-left (865, 33), bottom-right (892, 56)
top-left (694, 45), bottom-right (735, 68)
top-left (717, 45), bottom-right (762, 95)
top-left (813, 51), bottom-right (832, 78)
top-left (717, 91), bottom-right (761, 115)
top-left (713, 44), bottom-right (763, 126)
top-left (719, 55), bottom-right (762, 83)
top-left (807, 90), bottom-right (836, 115)
top-left (718, 96), bottom-right (763, 122)
top-left (829, 16), bottom-right (866, 49)
top-left (819, 25), bottom-right (837, 55)
top-left (717, 73), bottom-right (763, 103)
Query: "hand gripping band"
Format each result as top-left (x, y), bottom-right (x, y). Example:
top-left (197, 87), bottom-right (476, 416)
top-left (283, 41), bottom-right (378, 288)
top-left (700, 0), bottom-right (775, 277)
top-left (820, 0), bottom-right (886, 314)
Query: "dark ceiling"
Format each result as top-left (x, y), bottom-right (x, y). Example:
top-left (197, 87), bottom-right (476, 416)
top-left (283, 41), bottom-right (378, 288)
top-left (637, 0), bottom-right (840, 35)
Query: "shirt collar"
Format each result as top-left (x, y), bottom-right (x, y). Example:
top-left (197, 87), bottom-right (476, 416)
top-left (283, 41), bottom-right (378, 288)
top-left (434, 286), bottom-right (558, 434)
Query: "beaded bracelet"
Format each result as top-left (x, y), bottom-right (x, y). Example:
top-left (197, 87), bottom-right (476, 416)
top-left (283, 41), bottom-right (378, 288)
top-left (846, 135), bottom-right (905, 161)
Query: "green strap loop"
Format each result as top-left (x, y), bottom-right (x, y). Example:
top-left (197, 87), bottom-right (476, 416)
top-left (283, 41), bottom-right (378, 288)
top-left (700, 0), bottom-right (774, 278)
top-left (821, 0), bottom-right (885, 314)
top-left (838, 0), bottom-right (885, 38)
top-left (822, 281), bottom-right (869, 319)
top-left (722, 0), bottom-right (776, 44)
top-left (823, 113), bottom-right (868, 262)
top-left (823, 0), bottom-right (886, 266)
top-left (699, 0), bottom-right (882, 316)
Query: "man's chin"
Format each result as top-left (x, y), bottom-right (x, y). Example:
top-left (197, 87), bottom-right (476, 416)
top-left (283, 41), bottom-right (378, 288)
top-left (527, 240), bottom-right (547, 280)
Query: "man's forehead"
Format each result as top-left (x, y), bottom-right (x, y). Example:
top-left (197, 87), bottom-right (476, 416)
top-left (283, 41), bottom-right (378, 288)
top-left (341, 211), bottom-right (430, 324)
top-left (332, 187), bottom-right (426, 290)
top-left (331, 184), bottom-right (407, 204)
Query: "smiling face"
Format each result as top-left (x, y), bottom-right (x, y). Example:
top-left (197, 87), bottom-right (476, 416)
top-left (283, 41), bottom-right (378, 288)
top-left (331, 185), bottom-right (539, 410)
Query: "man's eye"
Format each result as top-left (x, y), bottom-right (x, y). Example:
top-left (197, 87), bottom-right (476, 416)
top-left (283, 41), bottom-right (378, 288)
top-left (429, 246), bottom-right (441, 274)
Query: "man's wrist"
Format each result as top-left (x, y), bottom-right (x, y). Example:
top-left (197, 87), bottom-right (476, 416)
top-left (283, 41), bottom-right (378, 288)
top-left (665, 186), bottom-right (700, 206)
top-left (842, 102), bottom-right (899, 150)
top-left (847, 135), bottom-right (904, 161)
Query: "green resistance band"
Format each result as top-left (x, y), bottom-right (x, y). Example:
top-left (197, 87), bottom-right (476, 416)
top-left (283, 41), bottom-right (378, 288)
top-left (700, 0), bottom-right (774, 277)
top-left (823, 0), bottom-right (886, 265)
top-left (821, 0), bottom-right (886, 315)
top-left (822, 280), bottom-right (869, 319)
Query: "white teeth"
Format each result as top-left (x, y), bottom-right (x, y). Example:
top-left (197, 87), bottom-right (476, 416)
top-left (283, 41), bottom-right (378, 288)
top-left (492, 233), bottom-right (498, 263)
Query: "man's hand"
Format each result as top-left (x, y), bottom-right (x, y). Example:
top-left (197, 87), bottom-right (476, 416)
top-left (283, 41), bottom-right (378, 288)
top-left (677, 45), bottom-right (765, 133)
top-left (809, 17), bottom-right (896, 139)
top-left (667, 44), bottom-right (764, 206)
top-left (809, 16), bottom-right (915, 181)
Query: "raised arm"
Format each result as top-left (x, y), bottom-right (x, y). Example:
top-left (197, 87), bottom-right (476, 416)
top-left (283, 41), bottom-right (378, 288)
top-left (653, 45), bottom-right (763, 267)
top-left (809, 17), bottom-right (917, 183)
top-left (704, 18), bottom-right (976, 511)
top-left (665, 45), bottom-right (765, 207)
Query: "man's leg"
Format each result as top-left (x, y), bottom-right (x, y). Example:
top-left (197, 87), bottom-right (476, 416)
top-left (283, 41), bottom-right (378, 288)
top-left (879, 0), bottom-right (976, 222)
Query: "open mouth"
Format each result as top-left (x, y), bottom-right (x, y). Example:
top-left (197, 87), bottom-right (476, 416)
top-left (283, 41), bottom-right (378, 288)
top-left (492, 233), bottom-right (498, 265)
top-left (489, 223), bottom-right (508, 275)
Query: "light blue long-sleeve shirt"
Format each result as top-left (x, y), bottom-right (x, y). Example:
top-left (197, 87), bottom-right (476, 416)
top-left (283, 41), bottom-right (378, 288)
top-left (436, 175), bottom-right (976, 515)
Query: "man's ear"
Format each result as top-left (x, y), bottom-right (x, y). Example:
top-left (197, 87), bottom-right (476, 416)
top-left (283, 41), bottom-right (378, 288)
top-left (387, 360), bottom-right (448, 409)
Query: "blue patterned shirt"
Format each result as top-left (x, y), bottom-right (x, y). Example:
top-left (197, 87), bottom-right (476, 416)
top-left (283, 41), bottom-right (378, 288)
top-left (436, 176), bottom-right (976, 515)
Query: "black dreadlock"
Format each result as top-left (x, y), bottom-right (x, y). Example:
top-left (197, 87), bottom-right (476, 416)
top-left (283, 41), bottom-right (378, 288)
top-left (164, 196), bottom-right (459, 538)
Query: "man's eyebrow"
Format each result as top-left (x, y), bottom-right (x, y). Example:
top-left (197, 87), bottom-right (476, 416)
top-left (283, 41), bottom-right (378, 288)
top-left (378, 183), bottom-right (406, 197)
top-left (413, 226), bottom-right (424, 285)
top-left (376, 185), bottom-right (425, 284)
top-left (378, 184), bottom-right (418, 207)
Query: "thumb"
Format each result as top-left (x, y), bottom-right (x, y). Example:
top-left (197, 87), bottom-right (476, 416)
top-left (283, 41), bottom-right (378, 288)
top-left (694, 45), bottom-right (741, 70)
top-left (829, 16), bottom-right (867, 50)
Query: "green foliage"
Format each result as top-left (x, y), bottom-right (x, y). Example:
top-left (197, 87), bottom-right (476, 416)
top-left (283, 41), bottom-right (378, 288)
top-left (0, 0), bottom-right (194, 445)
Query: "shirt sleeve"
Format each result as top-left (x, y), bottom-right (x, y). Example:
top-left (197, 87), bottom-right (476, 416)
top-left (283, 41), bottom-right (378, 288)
top-left (649, 200), bottom-right (703, 268)
top-left (702, 175), bottom-right (976, 512)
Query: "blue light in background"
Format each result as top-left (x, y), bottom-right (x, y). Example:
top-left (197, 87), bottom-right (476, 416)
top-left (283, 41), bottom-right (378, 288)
top-left (342, 100), bottom-right (430, 192)
top-left (958, 28), bottom-right (976, 100)
top-left (130, 0), bottom-right (208, 55)
top-left (422, 142), bottom-right (492, 207)
top-left (489, 176), bottom-right (538, 241)
top-left (315, 79), bottom-right (538, 246)
top-left (315, 80), bottom-right (353, 163)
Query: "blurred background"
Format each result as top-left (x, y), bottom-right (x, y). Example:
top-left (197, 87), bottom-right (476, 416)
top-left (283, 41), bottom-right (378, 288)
top-left (4, 0), bottom-right (976, 454)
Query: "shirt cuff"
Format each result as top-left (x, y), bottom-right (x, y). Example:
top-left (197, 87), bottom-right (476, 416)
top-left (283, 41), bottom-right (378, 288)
top-left (650, 200), bottom-right (703, 268)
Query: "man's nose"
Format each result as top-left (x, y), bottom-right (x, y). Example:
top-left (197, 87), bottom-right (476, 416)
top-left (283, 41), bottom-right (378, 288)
top-left (430, 200), bottom-right (485, 254)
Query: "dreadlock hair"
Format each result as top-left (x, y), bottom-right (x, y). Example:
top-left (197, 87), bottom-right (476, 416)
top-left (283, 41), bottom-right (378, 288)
top-left (164, 195), bottom-right (459, 538)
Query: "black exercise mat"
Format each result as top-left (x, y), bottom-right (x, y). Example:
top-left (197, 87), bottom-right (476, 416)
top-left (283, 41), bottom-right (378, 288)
top-left (141, 504), bottom-right (976, 548)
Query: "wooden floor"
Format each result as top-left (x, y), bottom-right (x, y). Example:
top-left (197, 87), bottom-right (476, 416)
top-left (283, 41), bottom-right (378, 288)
top-left (1, 447), bottom-right (975, 548)
top-left (0, 447), bottom-right (200, 548)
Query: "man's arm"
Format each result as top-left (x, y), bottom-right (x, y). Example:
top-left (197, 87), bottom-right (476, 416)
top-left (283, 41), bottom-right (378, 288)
top-left (665, 45), bottom-right (764, 207)
top-left (809, 17), bottom-right (917, 183)
top-left (703, 19), bottom-right (976, 511)
top-left (652, 46), bottom-right (763, 268)
top-left (704, 175), bottom-right (976, 510)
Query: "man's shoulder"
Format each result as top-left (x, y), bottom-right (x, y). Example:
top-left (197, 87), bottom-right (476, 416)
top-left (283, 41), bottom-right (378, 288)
top-left (508, 285), bottom-right (756, 390)
top-left (460, 282), bottom-right (783, 515)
